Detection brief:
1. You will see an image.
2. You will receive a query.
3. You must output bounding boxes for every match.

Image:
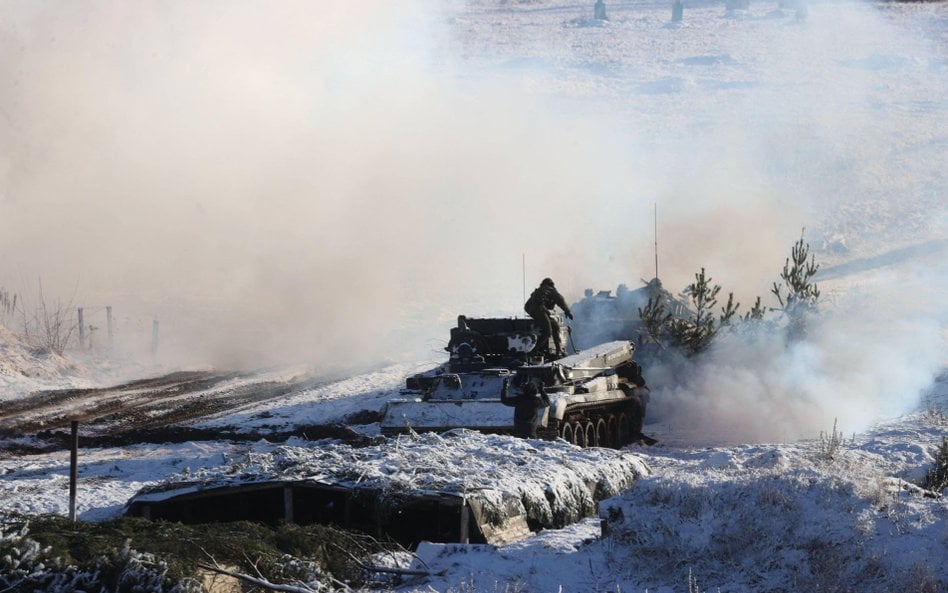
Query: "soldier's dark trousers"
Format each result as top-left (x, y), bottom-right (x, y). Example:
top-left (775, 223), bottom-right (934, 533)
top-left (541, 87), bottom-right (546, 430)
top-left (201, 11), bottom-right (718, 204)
top-left (527, 308), bottom-right (562, 354)
top-left (514, 420), bottom-right (538, 439)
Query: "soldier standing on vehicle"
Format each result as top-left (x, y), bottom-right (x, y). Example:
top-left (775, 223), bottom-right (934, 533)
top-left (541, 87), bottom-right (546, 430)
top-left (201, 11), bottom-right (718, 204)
top-left (501, 377), bottom-right (551, 439)
top-left (524, 277), bottom-right (573, 357)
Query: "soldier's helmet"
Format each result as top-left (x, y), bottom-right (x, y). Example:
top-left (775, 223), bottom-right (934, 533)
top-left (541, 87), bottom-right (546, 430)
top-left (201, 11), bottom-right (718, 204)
top-left (541, 277), bottom-right (555, 287)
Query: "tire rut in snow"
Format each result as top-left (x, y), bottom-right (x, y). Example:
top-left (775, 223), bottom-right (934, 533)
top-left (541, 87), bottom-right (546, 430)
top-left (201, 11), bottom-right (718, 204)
top-left (0, 371), bottom-right (322, 438)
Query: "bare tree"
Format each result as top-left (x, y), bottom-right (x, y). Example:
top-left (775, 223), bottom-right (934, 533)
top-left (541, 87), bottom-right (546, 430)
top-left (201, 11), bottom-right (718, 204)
top-left (0, 287), bottom-right (17, 327)
top-left (18, 279), bottom-right (77, 356)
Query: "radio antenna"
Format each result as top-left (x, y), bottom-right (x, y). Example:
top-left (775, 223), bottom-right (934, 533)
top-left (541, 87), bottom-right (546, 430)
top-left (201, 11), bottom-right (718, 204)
top-left (654, 203), bottom-right (659, 280)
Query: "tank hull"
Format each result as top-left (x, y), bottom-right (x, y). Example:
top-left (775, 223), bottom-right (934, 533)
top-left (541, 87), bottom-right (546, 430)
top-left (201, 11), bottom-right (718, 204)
top-left (380, 327), bottom-right (650, 448)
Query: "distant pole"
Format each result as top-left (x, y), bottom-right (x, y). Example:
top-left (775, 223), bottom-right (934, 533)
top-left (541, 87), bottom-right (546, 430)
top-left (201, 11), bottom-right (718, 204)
top-left (69, 421), bottom-right (78, 522)
top-left (106, 306), bottom-right (113, 347)
top-left (77, 308), bottom-right (85, 348)
top-left (151, 319), bottom-right (159, 355)
top-left (654, 203), bottom-right (659, 280)
top-left (795, 0), bottom-right (807, 21)
top-left (594, 0), bottom-right (607, 20)
top-left (522, 254), bottom-right (526, 305)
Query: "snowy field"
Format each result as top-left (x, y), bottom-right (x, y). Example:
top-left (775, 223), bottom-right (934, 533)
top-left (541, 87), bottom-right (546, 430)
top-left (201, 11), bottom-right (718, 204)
top-left (2, 0), bottom-right (948, 591)
top-left (1, 374), bottom-right (946, 591)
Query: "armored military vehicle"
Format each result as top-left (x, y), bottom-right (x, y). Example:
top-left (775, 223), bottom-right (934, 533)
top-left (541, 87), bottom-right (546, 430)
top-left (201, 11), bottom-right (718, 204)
top-left (380, 314), bottom-right (650, 448)
top-left (569, 277), bottom-right (689, 349)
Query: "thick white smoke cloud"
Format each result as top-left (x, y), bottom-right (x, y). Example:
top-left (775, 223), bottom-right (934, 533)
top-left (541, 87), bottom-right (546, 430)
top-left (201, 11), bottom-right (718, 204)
top-left (1, 0), bottom-right (944, 440)
top-left (0, 1), bottom-right (640, 368)
top-left (648, 254), bottom-right (948, 443)
top-left (632, 1), bottom-right (948, 441)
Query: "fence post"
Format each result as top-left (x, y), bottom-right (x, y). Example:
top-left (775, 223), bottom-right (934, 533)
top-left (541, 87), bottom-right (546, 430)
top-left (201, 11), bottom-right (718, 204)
top-left (106, 306), bottom-right (113, 347)
top-left (284, 486), bottom-right (295, 523)
top-left (77, 308), bottom-right (85, 348)
top-left (594, 0), bottom-right (607, 20)
top-left (151, 319), bottom-right (159, 355)
top-left (69, 420), bottom-right (79, 522)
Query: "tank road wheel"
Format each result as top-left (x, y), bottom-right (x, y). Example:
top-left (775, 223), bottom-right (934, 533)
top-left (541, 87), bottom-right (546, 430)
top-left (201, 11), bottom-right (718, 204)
top-left (606, 414), bottom-right (619, 448)
top-left (583, 421), bottom-right (596, 448)
top-left (595, 418), bottom-right (608, 447)
top-left (560, 422), bottom-right (574, 443)
top-left (617, 412), bottom-right (629, 446)
top-left (573, 421), bottom-right (587, 447)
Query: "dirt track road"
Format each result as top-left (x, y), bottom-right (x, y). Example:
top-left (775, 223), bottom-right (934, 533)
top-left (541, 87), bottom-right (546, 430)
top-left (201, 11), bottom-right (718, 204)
top-left (0, 370), bottom-right (331, 447)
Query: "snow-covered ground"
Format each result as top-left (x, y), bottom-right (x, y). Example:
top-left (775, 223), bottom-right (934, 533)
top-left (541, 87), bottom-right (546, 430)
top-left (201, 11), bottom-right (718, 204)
top-left (409, 411), bottom-right (948, 593)
top-left (1, 372), bottom-right (945, 591)
top-left (2, 0), bottom-right (947, 591)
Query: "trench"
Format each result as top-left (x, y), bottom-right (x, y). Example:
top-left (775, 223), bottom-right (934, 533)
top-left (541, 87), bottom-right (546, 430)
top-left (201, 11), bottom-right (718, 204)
top-left (125, 481), bottom-right (526, 549)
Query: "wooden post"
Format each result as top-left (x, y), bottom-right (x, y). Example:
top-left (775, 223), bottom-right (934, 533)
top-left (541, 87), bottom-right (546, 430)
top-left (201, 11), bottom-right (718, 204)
top-left (283, 486), bottom-right (294, 523)
top-left (77, 308), bottom-right (85, 348)
top-left (69, 420), bottom-right (78, 522)
top-left (459, 500), bottom-right (470, 544)
top-left (106, 306), bottom-right (113, 347)
top-left (373, 495), bottom-right (382, 539)
top-left (151, 319), bottom-right (159, 355)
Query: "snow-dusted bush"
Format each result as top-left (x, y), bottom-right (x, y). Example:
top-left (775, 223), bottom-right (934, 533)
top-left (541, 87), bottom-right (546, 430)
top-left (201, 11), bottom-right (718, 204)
top-left (925, 436), bottom-right (948, 494)
top-left (0, 522), bottom-right (199, 593)
top-left (271, 553), bottom-right (330, 590)
top-left (817, 417), bottom-right (847, 462)
top-left (14, 282), bottom-right (77, 356)
top-left (599, 446), bottom-right (948, 593)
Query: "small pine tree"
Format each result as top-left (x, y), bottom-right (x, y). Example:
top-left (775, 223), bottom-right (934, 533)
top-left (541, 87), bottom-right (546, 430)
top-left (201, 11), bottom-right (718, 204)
top-left (742, 295), bottom-right (765, 321)
top-left (667, 267), bottom-right (725, 355)
top-left (638, 296), bottom-right (672, 343)
top-left (772, 229), bottom-right (821, 339)
top-left (719, 292), bottom-right (740, 326)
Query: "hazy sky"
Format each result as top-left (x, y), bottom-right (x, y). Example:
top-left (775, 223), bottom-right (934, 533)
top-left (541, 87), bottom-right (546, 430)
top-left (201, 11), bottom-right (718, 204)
top-left (1, 0), bottom-right (944, 376)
